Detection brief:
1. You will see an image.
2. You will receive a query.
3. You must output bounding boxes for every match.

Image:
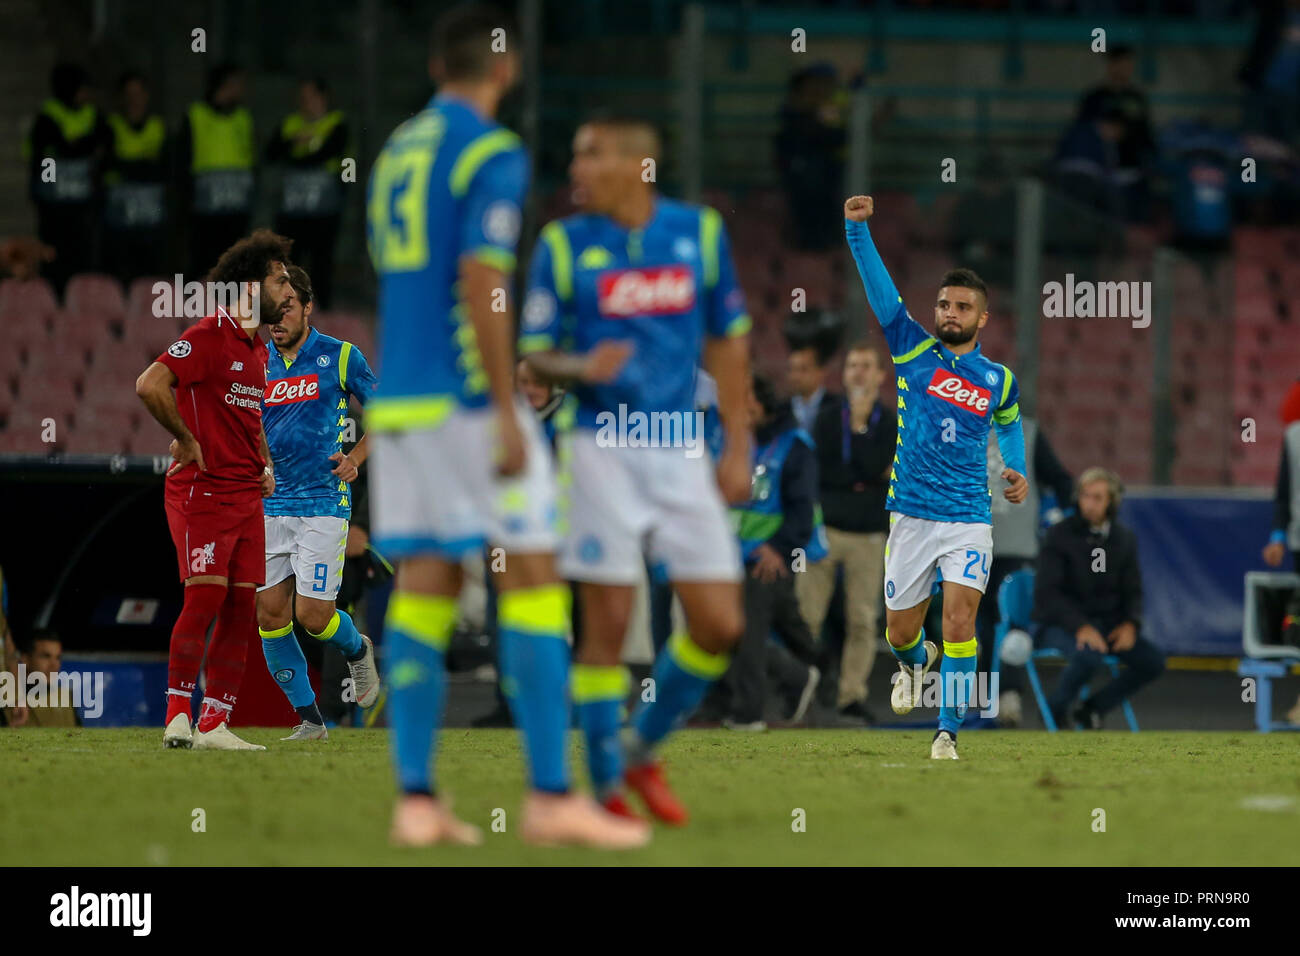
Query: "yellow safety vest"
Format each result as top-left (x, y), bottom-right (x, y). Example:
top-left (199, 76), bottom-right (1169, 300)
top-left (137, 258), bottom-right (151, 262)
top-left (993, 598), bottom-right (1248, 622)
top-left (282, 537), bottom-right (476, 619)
top-left (188, 101), bottom-right (254, 173)
top-left (107, 113), bottom-right (165, 163)
top-left (278, 110), bottom-right (345, 171)
top-left (26, 99), bottom-right (99, 202)
top-left (32, 98), bottom-right (99, 151)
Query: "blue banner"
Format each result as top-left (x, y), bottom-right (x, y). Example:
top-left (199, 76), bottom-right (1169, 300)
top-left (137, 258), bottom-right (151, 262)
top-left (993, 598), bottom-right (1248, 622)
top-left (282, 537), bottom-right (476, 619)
top-left (1119, 493), bottom-right (1276, 656)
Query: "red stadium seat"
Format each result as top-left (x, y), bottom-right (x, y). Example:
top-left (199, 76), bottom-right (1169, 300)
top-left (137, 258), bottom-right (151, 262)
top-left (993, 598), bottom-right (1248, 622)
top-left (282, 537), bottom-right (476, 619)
top-left (125, 276), bottom-right (173, 321)
top-left (51, 311), bottom-right (116, 359)
top-left (64, 273), bottom-right (127, 322)
top-left (0, 278), bottom-right (59, 323)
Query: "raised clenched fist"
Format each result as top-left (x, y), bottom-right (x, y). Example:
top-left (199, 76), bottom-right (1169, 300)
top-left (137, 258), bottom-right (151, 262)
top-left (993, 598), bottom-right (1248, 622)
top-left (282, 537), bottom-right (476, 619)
top-left (844, 195), bottom-right (874, 222)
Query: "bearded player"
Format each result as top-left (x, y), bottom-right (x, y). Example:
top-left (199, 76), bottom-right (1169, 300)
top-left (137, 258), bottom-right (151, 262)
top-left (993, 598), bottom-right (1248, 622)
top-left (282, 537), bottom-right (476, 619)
top-left (136, 230), bottom-right (295, 751)
top-left (367, 4), bottom-right (647, 848)
top-left (256, 264), bottom-right (380, 740)
top-left (843, 195), bottom-right (1028, 760)
top-left (523, 116), bottom-right (752, 824)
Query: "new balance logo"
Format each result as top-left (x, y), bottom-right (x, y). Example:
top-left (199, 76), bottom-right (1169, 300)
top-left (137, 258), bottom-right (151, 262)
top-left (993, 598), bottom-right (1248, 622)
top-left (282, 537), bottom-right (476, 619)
top-left (190, 541), bottom-right (216, 573)
top-left (230, 361), bottom-right (244, 371)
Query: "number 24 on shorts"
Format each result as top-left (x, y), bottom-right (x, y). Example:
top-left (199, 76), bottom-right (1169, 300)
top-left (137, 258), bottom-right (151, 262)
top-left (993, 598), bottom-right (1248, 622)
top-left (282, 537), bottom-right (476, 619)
top-left (962, 549), bottom-right (989, 581)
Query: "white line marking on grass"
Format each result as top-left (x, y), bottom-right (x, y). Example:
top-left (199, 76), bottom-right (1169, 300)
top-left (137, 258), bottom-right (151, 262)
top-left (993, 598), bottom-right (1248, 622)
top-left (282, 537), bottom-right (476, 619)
top-left (1238, 795), bottom-right (1296, 812)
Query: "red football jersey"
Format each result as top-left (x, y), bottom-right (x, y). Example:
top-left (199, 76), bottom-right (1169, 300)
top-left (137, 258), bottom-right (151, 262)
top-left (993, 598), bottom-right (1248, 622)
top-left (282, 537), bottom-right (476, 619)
top-left (156, 311), bottom-right (269, 502)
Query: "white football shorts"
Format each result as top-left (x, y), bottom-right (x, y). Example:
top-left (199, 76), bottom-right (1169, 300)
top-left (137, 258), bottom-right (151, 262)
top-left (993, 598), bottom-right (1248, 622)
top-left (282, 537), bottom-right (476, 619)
top-left (370, 400), bottom-right (557, 561)
top-left (883, 513), bottom-right (993, 610)
top-left (260, 514), bottom-right (349, 599)
top-left (558, 428), bottom-right (741, 585)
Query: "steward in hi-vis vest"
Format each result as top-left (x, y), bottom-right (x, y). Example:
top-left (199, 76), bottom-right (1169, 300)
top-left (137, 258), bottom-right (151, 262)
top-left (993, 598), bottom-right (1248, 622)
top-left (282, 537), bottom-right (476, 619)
top-left (177, 63), bottom-right (255, 276)
top-left (103, 72), bottom-right (168, 283)
top-left (266, 77), bottom-right (347, 308)
top-left (24, 62), bottom-right (107, 292)
top-left (713, 373), bottom-right (823, 728)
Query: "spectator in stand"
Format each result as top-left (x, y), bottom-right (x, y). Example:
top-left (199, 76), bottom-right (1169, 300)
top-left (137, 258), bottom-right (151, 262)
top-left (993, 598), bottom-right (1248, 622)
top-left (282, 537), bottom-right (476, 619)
top-left (177, 63), bottom-right (256, 277)
top-left (1052, 100), bottom-right (1126, 220)
top-left (103, 71), bottom-right (169, 285)
top-left (1239, 0), bottom-right (1300, 145)
top-left (267, 77), bottom-right (348, 308)
top-left (18, 631), bottom-right (81, 729)
top-left (786, 340), bottom-right (836, 434)
top-left (980, 415), bottom-right (1073, 726)
top-left (1033, 467), bottom-right (1165, 729)
top-left (710, 373), bottom-right (823, 731)
top-left (949, 155), bottom-right (1016, 289)
top-left (0, 566), bottom-right (28, 728)
top-left (24, 62), bottom-right (107, 293)
top-left (1075, 45), bottom-right (1156, 222)
top-left (774, 63), bottom-right (847, 252)
top-left (797, 341), bottom-right (895, 724)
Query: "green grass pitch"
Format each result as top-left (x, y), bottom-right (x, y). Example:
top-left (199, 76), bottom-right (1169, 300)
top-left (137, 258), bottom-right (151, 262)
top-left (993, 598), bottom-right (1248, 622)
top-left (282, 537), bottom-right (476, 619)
top-left (3, 728), bottom-right (1297, 865)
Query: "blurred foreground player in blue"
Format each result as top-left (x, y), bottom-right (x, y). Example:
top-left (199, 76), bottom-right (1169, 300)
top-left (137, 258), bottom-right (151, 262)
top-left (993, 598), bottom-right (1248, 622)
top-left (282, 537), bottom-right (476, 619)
top-left (843, 194), bottom-right (1028, 760)
top-left (523, 116), bottom-right (752, 823)
top-left (256, 264), bottom-right (380, 741)
top-left (366, 4), bottom-right (647, 849)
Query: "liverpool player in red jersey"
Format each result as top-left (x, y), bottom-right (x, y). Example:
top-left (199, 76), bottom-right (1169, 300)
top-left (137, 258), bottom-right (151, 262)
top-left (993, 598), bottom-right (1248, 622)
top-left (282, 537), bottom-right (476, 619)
top-left (136, 230), bottom-right (296, 750)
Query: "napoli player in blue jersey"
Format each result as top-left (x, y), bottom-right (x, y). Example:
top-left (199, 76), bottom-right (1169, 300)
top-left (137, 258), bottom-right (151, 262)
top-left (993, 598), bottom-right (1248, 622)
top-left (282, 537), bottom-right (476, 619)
top-left (255, 264), bottom-right (380, 740)
top-left (366, 5), bottom-right (647, 849)
top-left (523, 117), bottom-right (753, 824)
top-left (844, 195), bottom-right (1028, 760)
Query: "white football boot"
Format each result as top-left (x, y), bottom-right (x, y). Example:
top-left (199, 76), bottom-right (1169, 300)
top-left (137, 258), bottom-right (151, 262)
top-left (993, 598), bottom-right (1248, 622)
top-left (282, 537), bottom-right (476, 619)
top-left (163, 713), bottom-right (193, 749)
top-left (281, 721), bottom-right (328, 741)
top-left (930, 730), bottom-right (959, 760)
top-left (193, 722), bottom-right (267, 751)
top-left (349, 635), bottom-right (381, 708)
top-left (890, 640), bottom-right (938, 715)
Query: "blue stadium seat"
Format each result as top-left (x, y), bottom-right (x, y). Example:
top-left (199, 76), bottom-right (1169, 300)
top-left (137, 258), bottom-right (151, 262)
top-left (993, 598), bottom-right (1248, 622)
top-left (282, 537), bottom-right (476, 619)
top-left (991, 569), bottom-right (1139, 732)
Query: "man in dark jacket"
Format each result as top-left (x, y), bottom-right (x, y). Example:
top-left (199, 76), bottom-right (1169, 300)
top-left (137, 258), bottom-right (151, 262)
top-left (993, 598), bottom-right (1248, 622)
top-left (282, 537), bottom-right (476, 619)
top-left (798, 341), bottom-right (895, 722)
top-left (1033, 466), bottom-right (1164, 729)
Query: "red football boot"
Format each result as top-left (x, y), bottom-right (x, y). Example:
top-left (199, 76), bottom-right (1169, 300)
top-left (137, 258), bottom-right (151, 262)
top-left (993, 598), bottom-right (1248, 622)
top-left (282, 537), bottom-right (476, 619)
top-left (625, 761), bottom-right (689, 826)
top-left (601, 792), bottom-right (643, 821)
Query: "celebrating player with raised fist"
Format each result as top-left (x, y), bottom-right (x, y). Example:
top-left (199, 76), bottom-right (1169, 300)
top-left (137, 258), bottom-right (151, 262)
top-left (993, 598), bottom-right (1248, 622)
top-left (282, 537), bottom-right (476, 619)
top-left (843, 194), bottom-right (1027, 761)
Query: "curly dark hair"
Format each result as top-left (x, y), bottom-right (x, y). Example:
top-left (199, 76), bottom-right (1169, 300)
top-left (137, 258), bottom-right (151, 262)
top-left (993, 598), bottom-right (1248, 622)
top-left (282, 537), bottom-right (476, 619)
top-left (286, 263), bottom-right (314, 306)
top-left (206, 229), bottom-right (294, 286)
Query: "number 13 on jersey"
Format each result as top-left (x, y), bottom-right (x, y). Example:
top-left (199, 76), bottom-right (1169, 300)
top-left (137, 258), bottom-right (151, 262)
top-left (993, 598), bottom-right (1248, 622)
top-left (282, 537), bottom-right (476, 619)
top-left (367, 119), bottom-right (443, 273)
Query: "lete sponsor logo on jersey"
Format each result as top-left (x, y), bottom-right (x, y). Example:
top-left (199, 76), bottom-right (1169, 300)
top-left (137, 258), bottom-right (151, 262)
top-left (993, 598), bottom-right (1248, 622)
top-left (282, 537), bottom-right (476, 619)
top-left (264, 374), bottom-right (320, 406)
top-left (926, 369), bottom-right (992, 415)
top-left (597, 265), bottom-right (696, 318)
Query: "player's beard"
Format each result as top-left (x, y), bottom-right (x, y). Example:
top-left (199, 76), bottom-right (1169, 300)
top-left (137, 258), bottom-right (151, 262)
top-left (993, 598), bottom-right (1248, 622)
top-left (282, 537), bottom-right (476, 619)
top-left (259, 292), bottom-right (283, 327)
top-left (936, 322), bottom-right (977, 345)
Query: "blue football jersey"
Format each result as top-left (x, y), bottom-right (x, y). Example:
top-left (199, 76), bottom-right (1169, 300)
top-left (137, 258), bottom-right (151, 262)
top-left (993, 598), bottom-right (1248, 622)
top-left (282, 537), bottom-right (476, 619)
top-left (846, 218), bottom-right (1024, 525)
top-left (263, 328), bottom-right (377, 518)
top-left (366, 94), bottom-right (528, 431)
top-left (520, 198), bottom-right (751, 430)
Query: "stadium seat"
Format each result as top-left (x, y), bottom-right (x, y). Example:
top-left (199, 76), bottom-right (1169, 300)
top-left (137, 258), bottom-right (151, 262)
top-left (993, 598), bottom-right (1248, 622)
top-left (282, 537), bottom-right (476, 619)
top-left (64, 273), bottom-right (127, 323)
top-left (0, 278), bottom-right (59, 322)
top-left (991, 569), bottom-right (1140, 732)
top-left (52, 311), bottom-right (116, 361)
